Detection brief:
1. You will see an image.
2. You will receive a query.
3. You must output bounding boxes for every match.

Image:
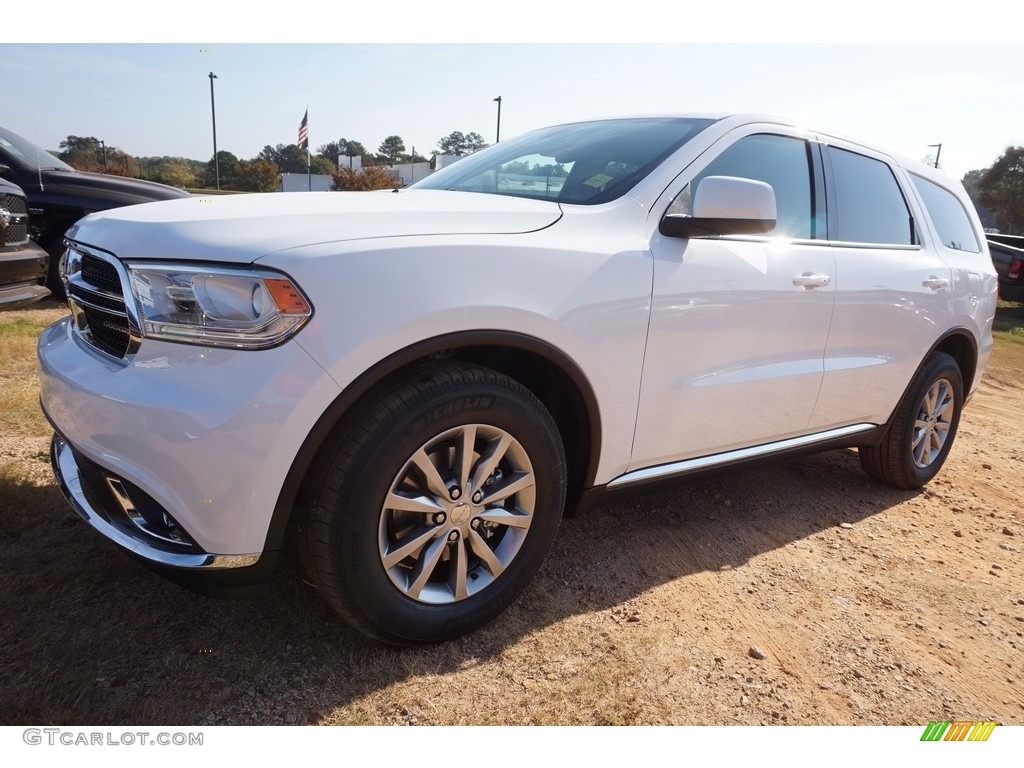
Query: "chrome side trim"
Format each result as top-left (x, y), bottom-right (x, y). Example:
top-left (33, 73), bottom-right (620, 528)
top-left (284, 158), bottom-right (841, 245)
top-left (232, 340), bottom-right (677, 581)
top-left (51, 434), bottom-right (261, 570)
top-left (607, 424), bottom-right (877, 489)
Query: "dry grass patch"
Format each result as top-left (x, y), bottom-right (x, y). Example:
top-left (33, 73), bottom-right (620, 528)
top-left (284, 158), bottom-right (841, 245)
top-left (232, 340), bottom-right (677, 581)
top-left (0, 301), bottom-right (68, 436)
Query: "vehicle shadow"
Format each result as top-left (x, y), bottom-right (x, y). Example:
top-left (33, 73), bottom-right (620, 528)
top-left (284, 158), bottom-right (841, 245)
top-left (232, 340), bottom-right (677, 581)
top-left (0, 444), bottom-right (923, 726)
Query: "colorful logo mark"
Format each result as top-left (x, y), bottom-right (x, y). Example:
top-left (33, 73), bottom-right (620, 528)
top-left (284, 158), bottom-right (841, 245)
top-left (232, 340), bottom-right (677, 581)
top-left (920, 721), bottom-right (997, 742)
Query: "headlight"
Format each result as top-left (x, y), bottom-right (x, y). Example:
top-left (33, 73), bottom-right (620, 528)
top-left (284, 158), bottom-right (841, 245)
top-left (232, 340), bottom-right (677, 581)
top-left (126, 263), bottom-right (312, 349)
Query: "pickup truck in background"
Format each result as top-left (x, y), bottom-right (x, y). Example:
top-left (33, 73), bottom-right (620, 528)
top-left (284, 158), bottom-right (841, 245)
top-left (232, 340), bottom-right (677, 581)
top-left (987, 234), bottom-right (1024, 303)
top-left (0, 177), bottom-right (49, 309)
top-left (0, 126), bottom-right (189, 296)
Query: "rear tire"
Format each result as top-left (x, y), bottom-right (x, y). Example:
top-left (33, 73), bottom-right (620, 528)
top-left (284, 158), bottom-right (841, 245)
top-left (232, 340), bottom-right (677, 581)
top-left (302, 363), bottom-right (566, 645)
top-left (859, 351), bottom-right (962, 489)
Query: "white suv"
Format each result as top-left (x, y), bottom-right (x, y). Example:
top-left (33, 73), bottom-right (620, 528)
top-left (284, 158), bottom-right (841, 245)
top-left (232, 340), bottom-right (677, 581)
top-left (38, 115), bottom-right (997, 644)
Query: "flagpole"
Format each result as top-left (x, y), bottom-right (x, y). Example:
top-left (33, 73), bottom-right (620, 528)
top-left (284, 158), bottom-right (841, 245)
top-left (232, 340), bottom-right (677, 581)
top-left (298, 106), bottom-right (311, 191)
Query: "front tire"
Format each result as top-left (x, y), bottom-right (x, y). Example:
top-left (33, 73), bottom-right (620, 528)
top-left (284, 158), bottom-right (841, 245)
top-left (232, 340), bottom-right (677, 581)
top-left (859, 351), bottom-right (963, 489)
top-left (303, 363), bottom-right (566, 644)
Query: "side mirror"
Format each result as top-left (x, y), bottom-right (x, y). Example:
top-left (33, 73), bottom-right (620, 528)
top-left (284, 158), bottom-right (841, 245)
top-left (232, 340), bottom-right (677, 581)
top-left (660, 175), bottom-right (777, 238)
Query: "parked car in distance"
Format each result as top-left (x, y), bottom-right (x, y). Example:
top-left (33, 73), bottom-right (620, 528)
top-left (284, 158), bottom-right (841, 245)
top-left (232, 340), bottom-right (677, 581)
top-left (0, 126), bottom-right (189, 296)
top-left (38, 114), bottom-right (997, 644)
top-left (0, 177), bottom-right (49, 309)
top-left (986, 233), bottom-right (1024, 303)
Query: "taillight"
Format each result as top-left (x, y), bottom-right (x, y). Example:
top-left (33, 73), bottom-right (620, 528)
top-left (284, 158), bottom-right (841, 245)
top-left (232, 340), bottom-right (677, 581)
top-left (1009, 258), bottom-right (1022, 281)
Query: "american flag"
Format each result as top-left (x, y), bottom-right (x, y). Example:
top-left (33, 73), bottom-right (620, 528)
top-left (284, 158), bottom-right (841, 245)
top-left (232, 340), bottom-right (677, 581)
top-left (298, 109), bottom-right (309, 150)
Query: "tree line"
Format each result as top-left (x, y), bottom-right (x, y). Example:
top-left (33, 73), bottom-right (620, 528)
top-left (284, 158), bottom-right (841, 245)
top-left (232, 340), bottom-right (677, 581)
top-left (964, 146), bottom-right (1024, 235)
top-left (53, 130), bottom-right (490, 193)
top-left (54, 131), bottom-right (1023, 227)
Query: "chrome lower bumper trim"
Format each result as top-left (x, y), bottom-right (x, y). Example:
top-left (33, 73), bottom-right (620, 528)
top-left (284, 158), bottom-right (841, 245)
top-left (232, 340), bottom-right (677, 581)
top-left (51, 434), bottom-right (261, 570)
top-left (608, 423), bottom-right (877, 489)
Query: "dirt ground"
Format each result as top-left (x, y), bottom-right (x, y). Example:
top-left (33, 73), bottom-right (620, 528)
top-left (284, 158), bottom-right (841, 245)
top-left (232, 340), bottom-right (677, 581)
top-left (0, 306), bottom-right (1021, 726)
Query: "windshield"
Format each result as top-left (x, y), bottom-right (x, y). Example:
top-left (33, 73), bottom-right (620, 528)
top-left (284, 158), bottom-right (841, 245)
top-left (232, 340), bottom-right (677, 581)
top-left (412, 117), bottom-right (715, 205)
top-left (0, 127), bottom-right (75, 172)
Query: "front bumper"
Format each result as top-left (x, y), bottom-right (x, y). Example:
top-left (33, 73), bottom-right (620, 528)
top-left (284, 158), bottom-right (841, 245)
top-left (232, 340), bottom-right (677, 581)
top-left (38, 315), bottom-right (342, 566)
top-left (50, 432), bottom-right (259, 570)
top-left (0, 240), bottom-right (50, 309)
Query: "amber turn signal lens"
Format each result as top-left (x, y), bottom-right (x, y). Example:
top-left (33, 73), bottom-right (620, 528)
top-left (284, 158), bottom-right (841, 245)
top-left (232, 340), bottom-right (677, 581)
top-left (264, 278), bottom-right (312, 315)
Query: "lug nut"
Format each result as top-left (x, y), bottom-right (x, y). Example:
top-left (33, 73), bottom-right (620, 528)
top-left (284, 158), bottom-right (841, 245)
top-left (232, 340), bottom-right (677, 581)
top-left (449, 487), bottom-right (461, 500)
top-left (433, 512), bottom-right (447, 525)
top-left (471, 491), bottom-right (483, 504)
top-left (470, 519), bottom-right (481, 530)
top-left (448, 530), bottom-right (459, 542)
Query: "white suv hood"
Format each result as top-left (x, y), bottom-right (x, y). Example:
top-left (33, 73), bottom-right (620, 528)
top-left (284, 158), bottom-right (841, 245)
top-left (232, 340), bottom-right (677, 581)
top-left (66, 189), bottom-right (562, 263)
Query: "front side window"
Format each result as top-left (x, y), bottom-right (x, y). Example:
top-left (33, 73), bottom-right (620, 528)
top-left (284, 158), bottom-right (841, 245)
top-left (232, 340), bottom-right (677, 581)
top-left (413, 117), bottom-right (715, 205)
top-left (829, 148), bottom-right (914, 246)
top-left (910, 174), bottom-right (981, 253)
top-left (669, 134), bottom-right (817, 239)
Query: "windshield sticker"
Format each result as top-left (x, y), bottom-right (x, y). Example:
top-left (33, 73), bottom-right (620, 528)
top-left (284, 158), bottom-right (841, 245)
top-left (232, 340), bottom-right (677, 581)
top-left (582, 173), bottom-right (614, 189)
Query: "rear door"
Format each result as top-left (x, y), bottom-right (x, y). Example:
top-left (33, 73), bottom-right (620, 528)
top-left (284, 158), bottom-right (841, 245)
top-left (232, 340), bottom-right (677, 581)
top-left (809, 143), bottom-right (952, 430)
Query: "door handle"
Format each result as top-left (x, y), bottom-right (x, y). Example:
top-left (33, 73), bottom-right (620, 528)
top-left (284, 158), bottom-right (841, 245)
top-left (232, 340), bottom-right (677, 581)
top-left (793, 273), bottom-right (831, 289)
top-left (922, 277), bottom-right (950, 291)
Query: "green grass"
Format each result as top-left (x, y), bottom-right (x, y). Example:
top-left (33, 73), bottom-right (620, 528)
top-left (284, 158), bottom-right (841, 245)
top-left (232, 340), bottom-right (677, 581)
top-left (994, 299), bottom-right (1024, 344)
top-left (0, 302), bottom-right (68, 436)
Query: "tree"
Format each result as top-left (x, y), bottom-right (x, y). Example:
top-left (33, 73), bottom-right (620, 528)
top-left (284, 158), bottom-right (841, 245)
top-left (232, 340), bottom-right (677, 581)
top-left (258, 144), bottom-right (333, 176)
top-left (960, 169), bottom-right (997, 231)
top-left (331, 166), bottom-right (399, 191)
top-left (56, 135), bottom-right (134, 173)
top-left (237, 159), bottom-right (281, 192)
top-left (437, 130), bottom-right (488, 157)
top-left (397, 149), bottom-right (428, 164)
top-left (151, 158), bottom-right (197, 188)
top-left (377, 135), bottom-right (406, 165)
top-left (318, 138), bottom-right (368, 163)
top-left (977, 146), bottom-right (1024, 234)
top-left (203, 150), bottom-right (241, 189)
top-left (58, 135), bottom-right (104, 169)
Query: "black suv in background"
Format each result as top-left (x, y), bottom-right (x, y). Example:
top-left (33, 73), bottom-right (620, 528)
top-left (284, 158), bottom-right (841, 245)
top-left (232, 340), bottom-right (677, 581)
top-left (0, 126), bottom-right (189, 295)
top-left (0, 178), bottom-right (49, 309)
top-left (986, 233), bottom-right (1024, 303)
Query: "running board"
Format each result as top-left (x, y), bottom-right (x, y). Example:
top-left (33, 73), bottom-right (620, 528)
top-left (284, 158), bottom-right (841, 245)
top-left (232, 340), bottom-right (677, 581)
top-left (607, 424), bottom-right (877, 489)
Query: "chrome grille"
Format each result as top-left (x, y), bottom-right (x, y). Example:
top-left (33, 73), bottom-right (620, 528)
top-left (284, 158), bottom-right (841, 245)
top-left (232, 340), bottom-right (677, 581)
top-left (1, 193), bottom-right (30, 246)
top-left (65, 245), bottom-right (140, 360)
top-left (82, 253), bottom-right (122, 293)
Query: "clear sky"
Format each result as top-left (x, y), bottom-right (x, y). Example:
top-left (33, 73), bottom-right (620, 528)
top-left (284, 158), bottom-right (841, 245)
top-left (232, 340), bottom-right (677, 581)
top-left (3, 5), bottom-right (1023, 179)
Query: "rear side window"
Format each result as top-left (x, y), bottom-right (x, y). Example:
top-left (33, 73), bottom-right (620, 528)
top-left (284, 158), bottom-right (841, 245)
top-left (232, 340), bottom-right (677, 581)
top-left (829, 148), bottom-right (914, 246)
top-left (910, 174), bottom-right (981, 253)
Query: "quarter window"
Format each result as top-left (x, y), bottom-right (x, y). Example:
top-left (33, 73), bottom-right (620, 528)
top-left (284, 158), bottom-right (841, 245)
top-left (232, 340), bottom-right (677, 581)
top-left (910, 174), bottom-right (981, 253)
top-left (829, 148), bottom-right (914, 246)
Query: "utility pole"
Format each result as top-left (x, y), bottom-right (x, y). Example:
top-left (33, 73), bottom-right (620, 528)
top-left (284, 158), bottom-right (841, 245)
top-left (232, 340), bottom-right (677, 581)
top-left (493, 96), bottom-right (502, 144)
top-left (209, 72), bottom-right (220, 190)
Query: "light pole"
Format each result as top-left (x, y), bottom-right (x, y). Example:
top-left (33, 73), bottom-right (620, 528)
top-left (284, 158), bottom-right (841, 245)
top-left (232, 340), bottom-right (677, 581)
top-left (209, 72), bottom-right (220, 190)
top-left (927, 143), bottom-right (942, 169)
top-left (493, 96), bottom-right (502, 144)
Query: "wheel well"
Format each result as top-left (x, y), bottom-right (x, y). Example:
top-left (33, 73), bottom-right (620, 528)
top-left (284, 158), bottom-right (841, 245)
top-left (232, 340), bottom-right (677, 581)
top-left (933, 331), bottom-right (977, 392)
top-left (271, 335), bottom-right (601, 556)
top-left (447, 345), bottom-right (594, 513)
